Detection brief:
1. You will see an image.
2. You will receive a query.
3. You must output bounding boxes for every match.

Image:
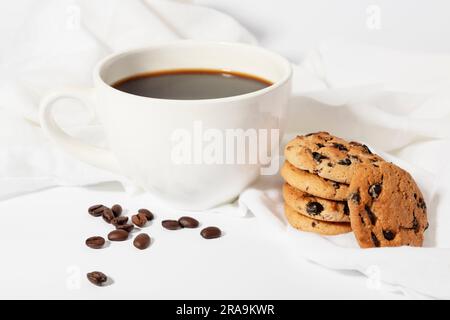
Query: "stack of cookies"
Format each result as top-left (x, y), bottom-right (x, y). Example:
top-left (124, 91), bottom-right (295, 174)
top-left (281, 132), bottom-right (428, 248)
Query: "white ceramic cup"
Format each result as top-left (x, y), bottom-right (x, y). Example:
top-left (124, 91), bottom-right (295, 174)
top-left (39, 41), bottom-right (292, 210)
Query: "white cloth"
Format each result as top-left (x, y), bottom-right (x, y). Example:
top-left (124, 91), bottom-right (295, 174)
top-left (1, 0), bottom-right (450, 299)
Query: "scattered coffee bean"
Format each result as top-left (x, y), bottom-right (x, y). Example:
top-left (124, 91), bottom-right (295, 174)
top-left (116, 224), bottom-right (134, 233)
top-left (111, 204), bottom-right (122, 217)
top-left (87, 271), bottom-right (107, 286)
top-left (102, 208), bottom-right (115, 224)
top-left (138, 208), bottom-right (154, 221)
top-left (88, 204), bottom-right (106, 217)
top-left (112, 216), bottom-right (129, 226)
top-left (178, 216), bottom-right (199, 228)
top-left (133, 233), bottom-right (151, 250)
top-left (368, 184), bottom-right (382, 199)
top-left (108, 229), bottom-right (129, 241)
top-left (200, 226), bottom-right (221, 239)
top-left (132, 213), bottom-right (147, 227)
top-left (306, 202), bottom-right (324, 215)
top-left (162, 220), bottom-right (182, 230)
top-left (85, 236), bottom-right (105, 249)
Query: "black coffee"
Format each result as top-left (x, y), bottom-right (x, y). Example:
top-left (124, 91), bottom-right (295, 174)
top-left (112, 69), bottom-right (272, 100)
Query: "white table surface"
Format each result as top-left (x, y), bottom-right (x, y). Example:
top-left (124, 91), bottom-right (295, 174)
top-left (0, 183), bottom-right (404, 299)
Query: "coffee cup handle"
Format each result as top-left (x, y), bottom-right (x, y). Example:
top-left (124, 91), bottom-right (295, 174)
top-left (39, 87), bottom-right (121, 173)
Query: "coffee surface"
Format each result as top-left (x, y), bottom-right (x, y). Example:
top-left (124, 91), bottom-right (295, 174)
top-left (112, 69), bottom-right (272, 100)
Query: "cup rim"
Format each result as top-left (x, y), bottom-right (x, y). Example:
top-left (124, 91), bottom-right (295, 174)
top-left (93, 40), bottom-right (292, 104)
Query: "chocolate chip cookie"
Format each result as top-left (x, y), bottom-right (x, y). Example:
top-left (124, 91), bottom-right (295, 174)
top-left (281, 161), bottom-right (349, 201)
top-left (284, 132), bottom-right (383, 184)
top-left (348, 162), bottom-right (428, 248)
top-left (284, 204), bottom-right (352, 236)
top-left (283, 183), bottom-right (350, 222)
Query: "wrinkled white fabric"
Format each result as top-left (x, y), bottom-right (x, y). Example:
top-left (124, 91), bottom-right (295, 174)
top-left (1, 0), bottom-right (449, 299)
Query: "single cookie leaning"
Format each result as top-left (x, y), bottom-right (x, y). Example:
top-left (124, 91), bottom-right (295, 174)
top-left (284, 204), bottom-right (351, 236)
top-left (348, 162), bottom-right (428, 248)
top-left (281, 161), bottom-right (349, 201)
top-left (283, 183), bottom-right (350, 222)
top-left (285, 132), bottom-right (383, 184)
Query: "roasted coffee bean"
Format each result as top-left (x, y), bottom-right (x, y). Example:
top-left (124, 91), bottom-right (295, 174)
top-left (132, 213), bottom-right (147, 227)
top-left (162, 220), bottom-right (182, 230)
top-left (102, 208), bottom-right (115, 224)
top-left (350, 192), bottom-right (361, 204)
top-left (88, 204), bottom-right (106, 217)
top-left (306, 202), bottom-right (324, 215)
top-left (85, 236), bottom-right (105, 249)
top-left (338, 158), bottom-right (352, 166)
top-left (133, 233), bottom-right (151, 250)
top-left (383, 230), bottom-right (395, 241)
top-left (138, 208), bottom-right (154, 221)
top-left (178, 216), bottom-right (199, 228)
top-left (112, 216), bottom-right (129, 226)
top-left (116, 224), bottom-right (134, 233)
top-left (368, 184), bottom-right (382, 199)
top-left (365, 205), bottom-right (377, 225)
top-left (312, 152), bottom-right (328, 163)
top-left (87, 271), bottom-right (107, 286)
top-left (200, 226), bottom-right (221, 239)
top-left (108, 229), bottom-right (129, 241)
top-left (111, 204), bottom-right (122, 217)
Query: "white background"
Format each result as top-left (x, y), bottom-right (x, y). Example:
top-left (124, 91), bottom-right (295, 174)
top-left (2, 0), bottom-right (446, 299)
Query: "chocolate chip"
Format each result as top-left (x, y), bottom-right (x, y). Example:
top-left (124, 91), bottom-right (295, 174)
top-left (138, 208), bottom-right (154, 221)
top-left (412, 216), bottom-right (420, 233)
top-left (413, 193), bottom-right (417, 200)
top-left (112, 216), bottom-right (128, 226)
top-left (361, 144), bottom-right (372, 154)
top-left (162, 220), bottom-right (182, 230)
top-left (306, 202), bottom-right (324, 215)
top-left (107, 229), bottom-right (129, 241)
top-left (88, 204), bottom-right (107, 217)
top-left (85, 236), bottom-right (105, 249)
top-left (200, 226), bottom-right (222, 239)
top-left (338, 158), bottom-right (351, 166)
top-left (131, 213), bottom-right (147, 227)
top-left (87, 271), bottom-right (107, 286)
top-left (316, 143), bottom-right (325, 148)
top-left (368, 184), bottom-right (382, 199)
top-left (133, 233), bottom-right (151, 250)
top-left (178, 216), bottom-right (199, 228)
top-left (111, 204), bottom-right (122, 217)
top-left (425, 222), bottom-right (429, 231)
top-left (327, 162), bottom-right (334, 167)
top-left (312, 152), bottom-right (328, 163)
top-left (332, 182), bottom-right (340, 189)
top-left (417, 198), bottom-right (427, 210)
top-left (332, 143), bottom-right (348, 152)
top-left (371, 232), bottom-right (380, 247)
top-left (343, 202), bottom-right (349, 215)
top-left (102, 208), bottom-right (115, 224)
top-left (311, 222), bottom-right (316, 228)
top-left (349, 154), bottom-right (361, 162)
top-left (350, 192), bottom-right (361, 204)
top-left (359, 214), bottom-right (365, 225)
top-left (383, 230), bottom-right (395, 241)
top-left (116, 224), bottom-right (134, 233)
top-left (365, 205), bottom-right (377, 225)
